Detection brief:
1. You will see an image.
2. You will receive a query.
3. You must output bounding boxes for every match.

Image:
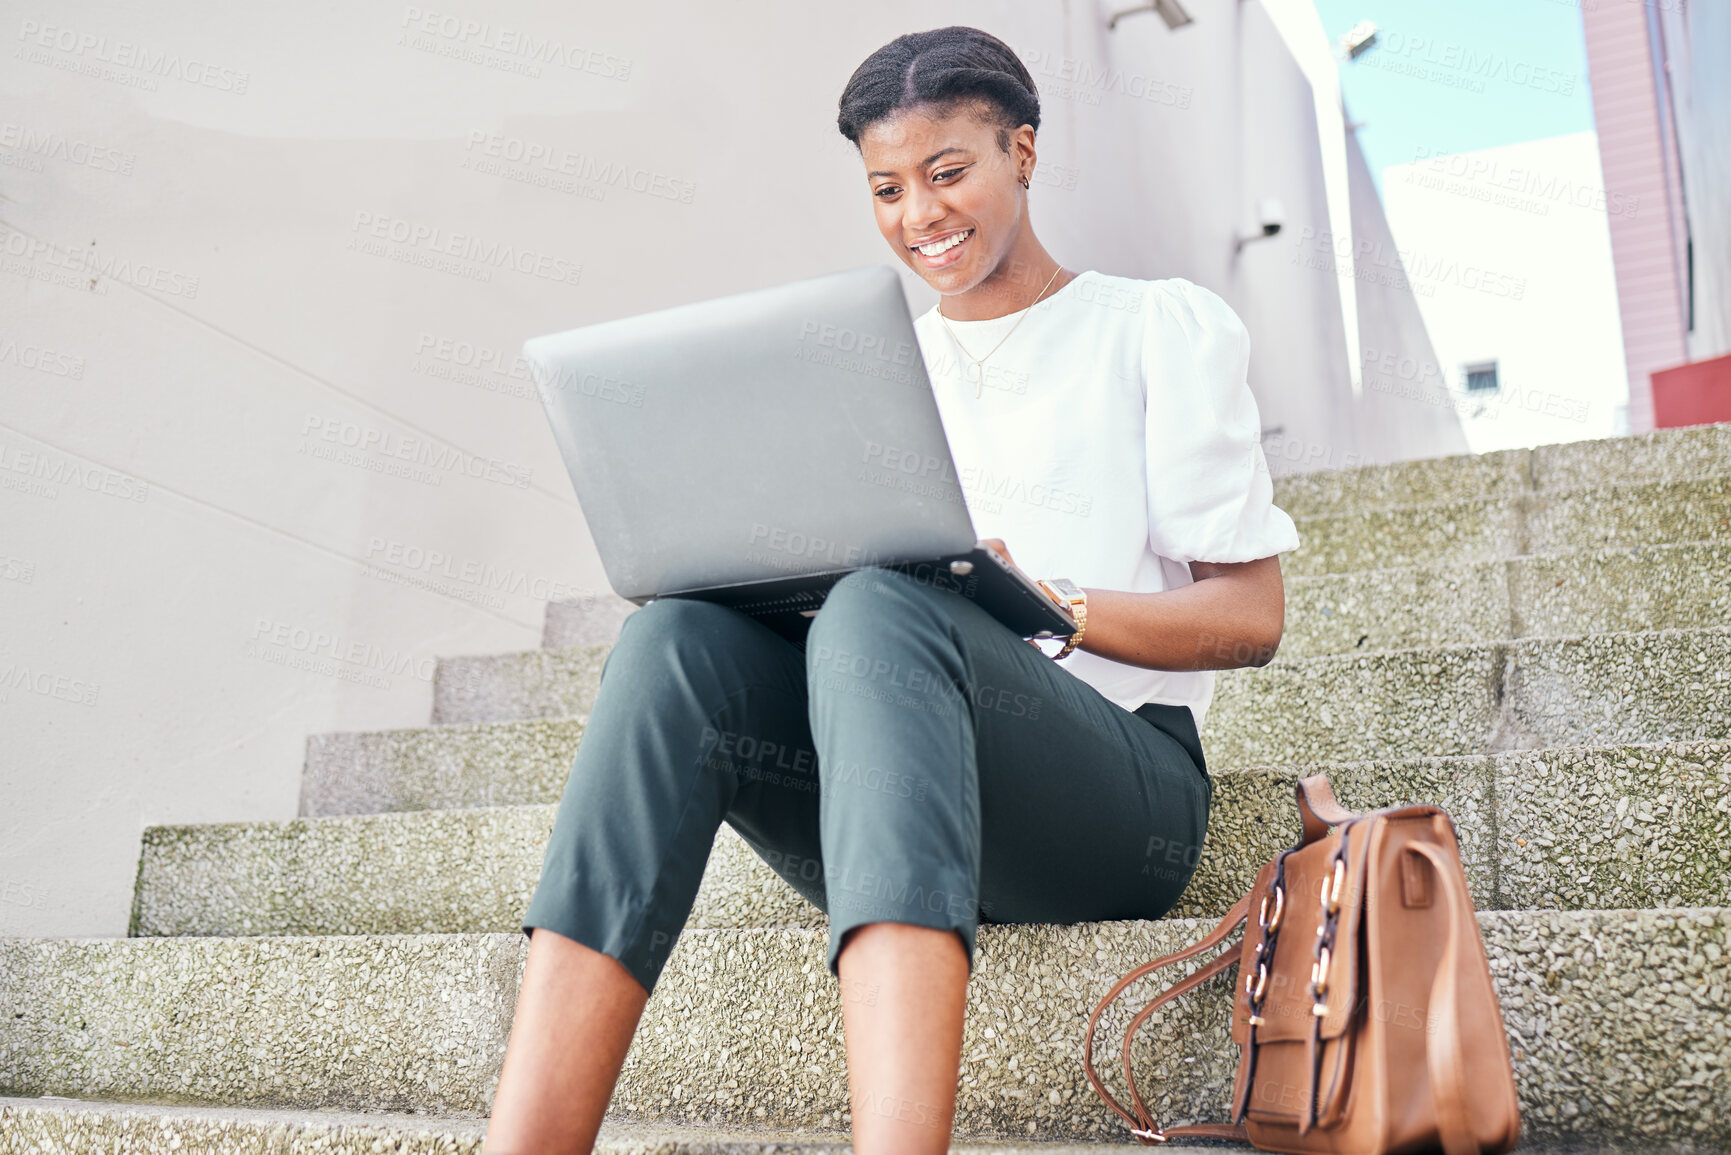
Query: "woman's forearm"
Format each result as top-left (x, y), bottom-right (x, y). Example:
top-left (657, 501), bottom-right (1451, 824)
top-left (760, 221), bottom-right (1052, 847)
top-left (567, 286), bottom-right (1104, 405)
top-left (1073, 557), bottom-right (1285, 672)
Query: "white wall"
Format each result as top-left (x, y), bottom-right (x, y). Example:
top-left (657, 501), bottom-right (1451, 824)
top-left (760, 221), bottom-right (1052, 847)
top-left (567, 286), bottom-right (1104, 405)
top-left (1380, 131), bottom-right (1629, 452)
top-left (0, 0), bottom-right (1456, 936)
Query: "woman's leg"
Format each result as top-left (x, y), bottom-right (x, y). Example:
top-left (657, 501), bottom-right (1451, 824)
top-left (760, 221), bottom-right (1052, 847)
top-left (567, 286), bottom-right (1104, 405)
top-left (804, 566), bottom-right (1211, 1153)
top-left (486, 595), bottom-right (816, 1155)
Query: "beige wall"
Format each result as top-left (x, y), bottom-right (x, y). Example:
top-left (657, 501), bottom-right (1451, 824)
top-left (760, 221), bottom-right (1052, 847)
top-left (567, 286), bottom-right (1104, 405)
top-left (0, 0), bottom-right (1457, 936)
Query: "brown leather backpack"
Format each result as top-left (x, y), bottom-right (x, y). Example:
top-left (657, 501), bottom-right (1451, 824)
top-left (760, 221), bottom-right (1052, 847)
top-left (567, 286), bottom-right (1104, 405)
top-left (1083, 773), bottom-right (1522, 1153)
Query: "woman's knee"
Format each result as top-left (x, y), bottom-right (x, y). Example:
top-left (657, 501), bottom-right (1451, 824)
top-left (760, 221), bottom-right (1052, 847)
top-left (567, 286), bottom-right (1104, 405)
top-left (609, 596), bottom-right (768, 669)
top-left (806, 568), bottom-right (963, 654)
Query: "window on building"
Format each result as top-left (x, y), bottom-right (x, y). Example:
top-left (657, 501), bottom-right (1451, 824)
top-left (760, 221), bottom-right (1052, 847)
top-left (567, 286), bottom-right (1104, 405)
top-left (1463, 360), bottom-right (1500, 393)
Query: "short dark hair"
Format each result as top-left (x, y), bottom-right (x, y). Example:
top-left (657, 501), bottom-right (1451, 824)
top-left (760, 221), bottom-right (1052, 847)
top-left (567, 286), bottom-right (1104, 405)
top-left (836, 26), bottom-right (1041, 154)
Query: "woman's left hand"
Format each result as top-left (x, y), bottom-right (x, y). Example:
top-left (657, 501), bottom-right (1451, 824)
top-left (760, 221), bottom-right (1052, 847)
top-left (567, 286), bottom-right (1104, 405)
top-left (982, 539), bottom-right (1067, 654)
top-left (984, 538), bottom-right (1066, 606)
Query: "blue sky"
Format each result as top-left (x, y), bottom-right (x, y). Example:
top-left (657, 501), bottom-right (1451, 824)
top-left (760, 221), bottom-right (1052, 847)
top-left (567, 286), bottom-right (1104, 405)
top-left (1309, 0), bottom-right (1597, 197)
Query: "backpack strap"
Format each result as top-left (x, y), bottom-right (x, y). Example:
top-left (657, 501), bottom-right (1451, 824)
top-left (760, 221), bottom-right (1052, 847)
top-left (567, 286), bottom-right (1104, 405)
top-left (1296, 772), bottom-right (1359, 845)
top-left (1081, 892), bottom-right (1252, 1144)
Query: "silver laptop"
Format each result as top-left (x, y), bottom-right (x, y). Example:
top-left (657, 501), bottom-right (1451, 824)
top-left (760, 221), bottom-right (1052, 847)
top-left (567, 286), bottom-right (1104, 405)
top-left (521, 263), bottom-right (1077, 646)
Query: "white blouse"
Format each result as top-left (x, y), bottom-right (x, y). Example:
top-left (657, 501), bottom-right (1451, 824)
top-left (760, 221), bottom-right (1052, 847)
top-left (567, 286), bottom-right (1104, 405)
top-left (910, 269), bottom-right (1301, 731)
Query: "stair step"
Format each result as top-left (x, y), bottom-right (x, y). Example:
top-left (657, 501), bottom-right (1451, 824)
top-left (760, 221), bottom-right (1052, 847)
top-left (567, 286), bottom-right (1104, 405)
top-left (541, 591), bottom-right (640, 651)
top-left (304, 627), bottom-right (1731, 816)
top-left (1203, 625), bottom-right (1731, 769)
top-left (432, 643), bottom-right (609, 726)
top-left (301, 715), bottom-right (586, 817)
top-left (446, 544), bottom-right (1731, 727)
top-left (3, 910), bottom-right (1725, 1147)
top-left (137, 742), bottom-right (1731, 938)
top-left (1284, 540), bottom-right (1731, 662)
top-left (1284, 473), bottom-right (1731, 577)
top-left (0, 1096), bottom-right (1209, 1154)
top-left (1269, 421), bottom-right (1731, 519)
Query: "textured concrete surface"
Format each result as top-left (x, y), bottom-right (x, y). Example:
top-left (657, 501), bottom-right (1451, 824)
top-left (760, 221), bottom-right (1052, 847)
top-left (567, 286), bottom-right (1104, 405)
top-left (300, 716), bottom-right (586, 817)
top-left (1284, 477), bottom-right (1731, 579)
top-left (19, 422), bottom-right (1730, 1154)
top-left (1285, 493), bottom-right (1522, 577)
top-left (1496, 741), bottom-right (1731, 911)
top-left (1509, 543), bottom-right (1731, 642)
top-left (0, 1096), bottom-right (1217, 1155)
top-left (1498, 628), bottom-right (1731, 750)
top-left (294, 628), bottom-right (1729, 817)
top-left (130, 805), bottom-right (561, 938)
top-left (1266, 420), bottom-right (1730, 520)
top-left (431, 643), bottom-right (609, 725)
top-left (541, 592), bottom-right (640, 651)
top-left (422, 546), bottom-right (1730, 730)
top-left (1205, 626), bottom-right (1731, 767)
top-left (1281, 543), bottom-right (1731, 663)
top-left (1528, 475), bottom-right (1731, 557)
top-left (129, 807), bottom-right (821, 939)
top-left (1282, 555), bottom-right (1514, 659)
top-left (4, 1100), bottom-right (1710, 1155)
top-left (1271, 445), bottom-right (1530, 520)
top-left (1528, 422), bottom-right (1731, 495)
top-left (130, 743), bottom-right (1731, 940)
top-left (2, 912), bottom-right (1726, 1146)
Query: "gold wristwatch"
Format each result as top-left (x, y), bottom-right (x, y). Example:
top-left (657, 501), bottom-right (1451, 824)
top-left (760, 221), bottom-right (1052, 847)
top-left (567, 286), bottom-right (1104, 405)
top-left (1037, 577), bottom-right (1088, 660)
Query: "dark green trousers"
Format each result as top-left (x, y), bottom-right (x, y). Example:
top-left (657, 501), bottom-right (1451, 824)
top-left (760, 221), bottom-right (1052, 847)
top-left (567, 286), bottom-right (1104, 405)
top-left (521, 566), bottom-right (1213, 996)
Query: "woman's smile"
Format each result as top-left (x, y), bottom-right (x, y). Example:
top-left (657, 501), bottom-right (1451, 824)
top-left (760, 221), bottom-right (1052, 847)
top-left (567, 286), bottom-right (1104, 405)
top-left (911, 226), bottom-right (975, 269)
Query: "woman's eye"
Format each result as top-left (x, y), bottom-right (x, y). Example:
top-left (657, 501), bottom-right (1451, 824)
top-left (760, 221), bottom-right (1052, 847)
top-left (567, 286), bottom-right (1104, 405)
top-left (934, 167), bottom-right (965, 182)
top-left (874, 185), bottom-right (901, 199)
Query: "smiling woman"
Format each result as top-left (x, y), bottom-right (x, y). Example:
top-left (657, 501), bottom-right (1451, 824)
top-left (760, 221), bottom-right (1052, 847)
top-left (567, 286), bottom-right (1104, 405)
top-left (482, 24), bottom-right (1300, 1155)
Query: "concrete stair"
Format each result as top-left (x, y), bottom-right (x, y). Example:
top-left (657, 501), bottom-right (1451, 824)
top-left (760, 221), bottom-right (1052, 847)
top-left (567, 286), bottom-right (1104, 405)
top-left (2, 913), bottom-right (1725, 1147)
top-left (0, 1097), bottom-right (1185, 1155)
top-left (134, 742), bottom-right (1731, 938)
top-left (310, 625), bottom-right (1731, 814)
top-left (5, 422), bottom-right (1731, 1152)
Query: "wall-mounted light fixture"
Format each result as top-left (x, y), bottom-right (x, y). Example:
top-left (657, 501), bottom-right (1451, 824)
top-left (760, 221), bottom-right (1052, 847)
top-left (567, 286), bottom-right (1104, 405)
top-left (1108, 0), bottom-right (1194, 32)
top-left (1339, 20), bottom-right (1379, 61)
top-left (1234, 198), bottom-right (1286, 253)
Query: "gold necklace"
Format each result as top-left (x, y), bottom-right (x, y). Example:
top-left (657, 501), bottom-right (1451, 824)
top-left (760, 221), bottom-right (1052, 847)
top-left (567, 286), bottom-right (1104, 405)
top-left (937, 263), bottom-right (1065, 398)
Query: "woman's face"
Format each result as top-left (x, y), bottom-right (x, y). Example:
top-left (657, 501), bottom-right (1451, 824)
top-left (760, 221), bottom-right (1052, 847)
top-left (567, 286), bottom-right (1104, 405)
top-left (859, 102), bottom-right (1030, 294)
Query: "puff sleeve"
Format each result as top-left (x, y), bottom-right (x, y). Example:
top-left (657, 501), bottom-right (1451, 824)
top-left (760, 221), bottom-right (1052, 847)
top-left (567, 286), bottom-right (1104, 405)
top-left (1141, 278), bottom-right (1301, 565)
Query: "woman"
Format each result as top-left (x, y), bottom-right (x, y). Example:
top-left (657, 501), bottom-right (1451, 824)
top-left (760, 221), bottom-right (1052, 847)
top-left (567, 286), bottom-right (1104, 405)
top-left (485, 24), bottom-right (1297, 1155)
